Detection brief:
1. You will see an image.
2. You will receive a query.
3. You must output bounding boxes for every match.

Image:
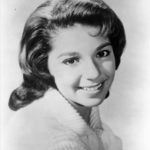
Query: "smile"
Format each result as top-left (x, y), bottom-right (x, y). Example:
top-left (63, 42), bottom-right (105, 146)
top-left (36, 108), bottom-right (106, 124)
top-left (79, 82), bottom-right (103, 92)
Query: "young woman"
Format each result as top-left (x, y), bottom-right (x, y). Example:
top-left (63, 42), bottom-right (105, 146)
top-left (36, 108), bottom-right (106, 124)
top-left (5, 0), bottom-right (126, 149)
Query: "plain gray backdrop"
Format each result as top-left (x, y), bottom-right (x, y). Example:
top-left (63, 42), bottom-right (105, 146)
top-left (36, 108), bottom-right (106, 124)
top-left (1, 0), bottom-right (150, 149)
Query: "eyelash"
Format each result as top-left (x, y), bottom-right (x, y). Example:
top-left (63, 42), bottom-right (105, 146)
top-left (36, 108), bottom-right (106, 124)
top-left (62, 50), bottom-right (111, 65)
top-left (62, 57), bottom-right (79, 65)
top-left (96, 50), bottom-right (110, 58)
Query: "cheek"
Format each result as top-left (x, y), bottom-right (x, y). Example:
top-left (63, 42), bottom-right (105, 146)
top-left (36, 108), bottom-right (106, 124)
top-left (51, 67), bottom-right (80, 89)
top-left (101, 60), bottom-right (116, 76)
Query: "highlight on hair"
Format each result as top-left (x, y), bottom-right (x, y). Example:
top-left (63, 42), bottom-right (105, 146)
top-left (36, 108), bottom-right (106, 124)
top-left (9, 0), bottom-right (126, 111)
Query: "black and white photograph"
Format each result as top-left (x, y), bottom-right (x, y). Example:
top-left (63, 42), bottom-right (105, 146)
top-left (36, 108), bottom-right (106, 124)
top-left (1, 0), bottom-right (150, 150)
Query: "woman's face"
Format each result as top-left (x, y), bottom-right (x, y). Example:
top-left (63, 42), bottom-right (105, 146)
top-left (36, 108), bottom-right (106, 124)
top-left (48, 24), bottom-right (116, 107)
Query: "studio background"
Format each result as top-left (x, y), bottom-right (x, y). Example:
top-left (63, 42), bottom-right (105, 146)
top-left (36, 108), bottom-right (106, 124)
top-left (1, 0), bottom-right (150, 150)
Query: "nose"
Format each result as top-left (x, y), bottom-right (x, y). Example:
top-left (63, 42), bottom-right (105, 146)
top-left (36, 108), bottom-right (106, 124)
top-left (83, 59), bottom-right (100, 81)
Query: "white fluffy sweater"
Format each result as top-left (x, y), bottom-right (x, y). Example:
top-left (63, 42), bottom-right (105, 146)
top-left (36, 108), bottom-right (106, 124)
top-left (4, 89), bottom-right (122, 150)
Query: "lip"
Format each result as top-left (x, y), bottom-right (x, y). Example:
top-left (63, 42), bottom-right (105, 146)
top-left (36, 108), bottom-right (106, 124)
top-left (79, 81), bottom-right (104, 92)
top-left (81, 83), bottom-right (101, 88)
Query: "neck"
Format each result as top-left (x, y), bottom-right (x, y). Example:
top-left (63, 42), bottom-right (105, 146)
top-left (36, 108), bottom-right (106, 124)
top-left (70, 102), bottom-right (92, 124)
top-left (57, 90), bottom-right (92, 124)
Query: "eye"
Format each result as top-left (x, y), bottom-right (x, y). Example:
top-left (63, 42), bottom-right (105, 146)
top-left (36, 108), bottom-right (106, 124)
top-left (62, 57), bottom-right (79, 65)
top-left (96, 50), bottom-right (110, 58)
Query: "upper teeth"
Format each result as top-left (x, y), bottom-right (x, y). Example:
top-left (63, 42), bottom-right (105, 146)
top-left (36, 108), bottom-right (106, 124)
top-left (82, 83), bottom-right (102, 91)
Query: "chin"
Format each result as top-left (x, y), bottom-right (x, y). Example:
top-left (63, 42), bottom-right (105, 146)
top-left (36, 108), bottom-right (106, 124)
top-left (81, 98), bottom-right (105, 107)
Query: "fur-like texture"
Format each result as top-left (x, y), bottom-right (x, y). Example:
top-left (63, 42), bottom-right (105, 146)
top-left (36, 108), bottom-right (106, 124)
top-left (4, 89), bottom-right (122, 150)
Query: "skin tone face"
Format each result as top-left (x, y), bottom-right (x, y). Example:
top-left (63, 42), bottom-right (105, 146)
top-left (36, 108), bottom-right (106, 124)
top-left (48, 24), bottom-right (116, 117)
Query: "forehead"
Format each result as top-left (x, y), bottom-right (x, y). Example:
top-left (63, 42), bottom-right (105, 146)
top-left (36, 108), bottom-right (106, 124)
top-left (52, 24), bottom-right (107, 41)
top-left (50, 24), bottom-right (109, 55)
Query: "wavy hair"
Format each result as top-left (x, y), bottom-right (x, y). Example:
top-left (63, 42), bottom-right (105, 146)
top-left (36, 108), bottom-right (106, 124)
top-left (9, 0), bottom-right (126, 111)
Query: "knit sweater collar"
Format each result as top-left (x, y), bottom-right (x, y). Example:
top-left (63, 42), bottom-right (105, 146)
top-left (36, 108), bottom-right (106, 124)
top-left (44, 89), bottom-right (103, 136)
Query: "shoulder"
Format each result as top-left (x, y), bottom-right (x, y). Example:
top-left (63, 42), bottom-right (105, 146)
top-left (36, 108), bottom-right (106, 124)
top-left (5, 89), bottom-right (67, 135)
top-left (6, 89), bottom-right (59, 128)
top-left (4, 90), bottom-right (64, 150)
top-left (101, 123), bottom-right (122, 150)
top-left (4, 89), bottom-right (87, 150)
top-left (5, 114), bottom-right (86, 150)
top-left (51, 140), bottom-right (87, 150)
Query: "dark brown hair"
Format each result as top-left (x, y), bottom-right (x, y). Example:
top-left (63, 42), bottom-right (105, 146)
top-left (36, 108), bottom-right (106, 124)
top-left (9, 0), bottom-right (126, 111)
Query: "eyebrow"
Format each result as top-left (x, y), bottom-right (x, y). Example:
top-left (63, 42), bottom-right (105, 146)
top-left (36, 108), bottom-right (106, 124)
top-left (57, 42), bottom-right (111, 58)
top-left (95, 42), bottom-right (112, 51)
top-left (57, 52), bottom-right (79, 59)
